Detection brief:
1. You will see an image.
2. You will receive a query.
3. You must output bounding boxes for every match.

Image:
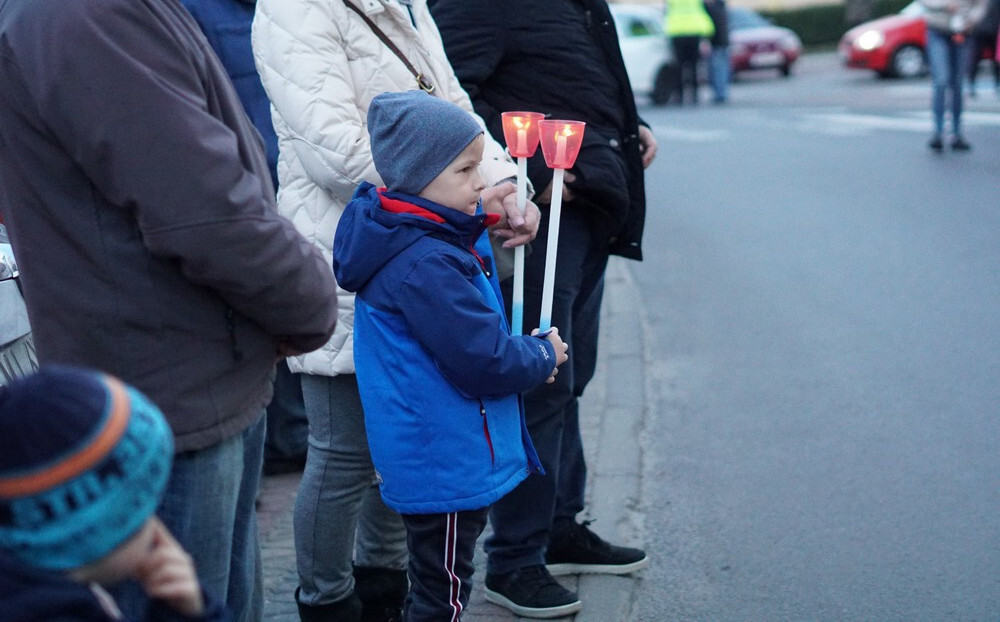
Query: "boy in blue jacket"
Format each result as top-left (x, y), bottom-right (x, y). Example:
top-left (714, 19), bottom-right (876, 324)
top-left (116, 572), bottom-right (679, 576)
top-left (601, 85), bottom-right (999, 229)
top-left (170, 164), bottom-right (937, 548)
top-left (333, 90), bottom-right (568, 621)
top-left (0, 366), bottom-right (228, 622)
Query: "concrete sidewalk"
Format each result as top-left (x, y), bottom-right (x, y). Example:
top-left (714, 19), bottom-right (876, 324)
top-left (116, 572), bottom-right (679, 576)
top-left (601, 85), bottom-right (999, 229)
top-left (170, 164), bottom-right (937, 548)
top-left (256, 257), bottom-right (650, 621)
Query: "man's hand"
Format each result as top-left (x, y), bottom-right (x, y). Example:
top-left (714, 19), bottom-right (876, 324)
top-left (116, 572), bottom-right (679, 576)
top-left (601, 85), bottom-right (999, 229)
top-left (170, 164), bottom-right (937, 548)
top-left (534, 171), bottom-right (577, 206)
top-left (638, 125), bottom-right (658, 169)
top-left (481, 182), bottom-right (540, 248)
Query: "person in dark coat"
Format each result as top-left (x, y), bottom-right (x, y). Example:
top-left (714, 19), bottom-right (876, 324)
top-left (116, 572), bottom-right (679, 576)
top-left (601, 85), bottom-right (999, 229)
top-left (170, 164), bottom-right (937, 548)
top-left (0, 0), bottom-right (339, 620)
top-left (179, 0), bottom-right (310, 478)
top-left (429, 0), bottom-right (657, 617)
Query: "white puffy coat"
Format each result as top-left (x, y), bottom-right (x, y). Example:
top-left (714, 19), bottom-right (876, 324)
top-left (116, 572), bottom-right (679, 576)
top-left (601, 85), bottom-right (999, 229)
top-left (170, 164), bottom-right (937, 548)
top-left (252, 0), bottom-right (518, 376)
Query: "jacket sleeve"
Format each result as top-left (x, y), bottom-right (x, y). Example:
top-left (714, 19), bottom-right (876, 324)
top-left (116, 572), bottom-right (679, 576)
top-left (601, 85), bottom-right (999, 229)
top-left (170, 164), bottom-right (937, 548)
top-left (252, 0), bottom-right (381, 204)
top-left (22, 0), bottom-right (337, 353)
top-left (397, 250), bottom-right (555, 398)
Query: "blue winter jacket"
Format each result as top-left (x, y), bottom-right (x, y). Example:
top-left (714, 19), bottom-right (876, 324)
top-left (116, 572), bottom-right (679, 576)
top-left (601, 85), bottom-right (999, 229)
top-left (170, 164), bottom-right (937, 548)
top-left (179, 0), bottom-right (279, 188)
top-left (334, 183), bottom-right (550, 514)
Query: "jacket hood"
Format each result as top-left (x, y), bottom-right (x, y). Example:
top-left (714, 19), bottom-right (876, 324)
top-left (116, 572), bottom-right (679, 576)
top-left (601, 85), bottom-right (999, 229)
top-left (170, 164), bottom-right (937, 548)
top-left (334, 182), bottom-right (497, 293)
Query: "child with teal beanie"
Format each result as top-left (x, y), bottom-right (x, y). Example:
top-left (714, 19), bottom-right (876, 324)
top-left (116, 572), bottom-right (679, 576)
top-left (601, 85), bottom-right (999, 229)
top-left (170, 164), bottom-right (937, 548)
top-left (0, 366), bottom-right (228, 621)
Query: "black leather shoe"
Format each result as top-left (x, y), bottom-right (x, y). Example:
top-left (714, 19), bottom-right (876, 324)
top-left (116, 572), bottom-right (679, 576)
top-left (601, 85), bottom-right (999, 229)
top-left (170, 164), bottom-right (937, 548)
top-left (951, 137), bottom-right (971, 151)
top-left (545, 520), bottom-right (648, 576)
top-left (295, 587), bottom-right (362, 622)
top-left (928, 135), bottom-right (944, 152)
top-left (353, 566), bottom-right (407, 622)
top-left (484, 565), bottom-right (581, 619)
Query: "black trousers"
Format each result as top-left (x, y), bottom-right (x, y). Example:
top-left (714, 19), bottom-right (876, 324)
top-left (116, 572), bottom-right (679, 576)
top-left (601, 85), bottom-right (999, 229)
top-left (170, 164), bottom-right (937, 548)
top-left (672, 35), bottom-right (703, 103)
top-left (402, 508), bottom-right (490, 622)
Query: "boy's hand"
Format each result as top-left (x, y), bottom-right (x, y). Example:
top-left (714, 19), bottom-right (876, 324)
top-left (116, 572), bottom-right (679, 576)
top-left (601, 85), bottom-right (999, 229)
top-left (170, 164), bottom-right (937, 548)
top-left (134, 517), bottom-right (205, 617)
top-left (532, 327), bottom-right (569, 383)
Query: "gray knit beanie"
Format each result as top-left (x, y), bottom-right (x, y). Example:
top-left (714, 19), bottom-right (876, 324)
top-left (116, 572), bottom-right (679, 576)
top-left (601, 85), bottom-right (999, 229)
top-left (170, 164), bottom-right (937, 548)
top-left (367, 91), bottom-right (483, 195)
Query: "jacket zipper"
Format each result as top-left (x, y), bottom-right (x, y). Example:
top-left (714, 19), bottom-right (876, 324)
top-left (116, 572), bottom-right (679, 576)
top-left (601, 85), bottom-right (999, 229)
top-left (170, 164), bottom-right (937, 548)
top-left (479, 399), bottom-right (495, 464)
top-left (470, 247), bottom-right (492, 279)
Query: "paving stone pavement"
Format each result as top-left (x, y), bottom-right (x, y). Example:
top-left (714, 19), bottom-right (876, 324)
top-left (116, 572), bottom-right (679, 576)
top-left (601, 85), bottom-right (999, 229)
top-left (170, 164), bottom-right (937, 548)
top-left (257, 258), bottom-right (650, 621)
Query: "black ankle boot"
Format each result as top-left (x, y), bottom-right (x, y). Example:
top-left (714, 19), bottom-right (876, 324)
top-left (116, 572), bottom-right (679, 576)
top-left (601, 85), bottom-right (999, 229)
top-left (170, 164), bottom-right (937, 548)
top-left (352, 566), bottom-right (408, 622)
top-left (295, 587), bottom-right (363, 622)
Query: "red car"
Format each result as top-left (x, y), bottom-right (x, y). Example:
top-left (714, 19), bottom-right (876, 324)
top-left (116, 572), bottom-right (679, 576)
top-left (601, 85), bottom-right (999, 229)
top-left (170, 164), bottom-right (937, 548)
top-left (728, 7), bottom-right (803, 77)
top-left (838, 2), bottom-right (928, 78)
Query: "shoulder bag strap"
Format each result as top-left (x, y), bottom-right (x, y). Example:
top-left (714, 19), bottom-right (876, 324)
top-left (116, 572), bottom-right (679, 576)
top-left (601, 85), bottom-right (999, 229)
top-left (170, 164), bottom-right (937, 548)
top-left (343, 1), bottom-right (436, 94)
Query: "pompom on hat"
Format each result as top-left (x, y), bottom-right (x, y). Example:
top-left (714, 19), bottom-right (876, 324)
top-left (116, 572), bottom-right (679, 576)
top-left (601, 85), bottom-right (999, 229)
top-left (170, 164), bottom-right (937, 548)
top-left (0, 365), bottom-right (173, 570)
top-left (367, 90), bottom-right (484, 195)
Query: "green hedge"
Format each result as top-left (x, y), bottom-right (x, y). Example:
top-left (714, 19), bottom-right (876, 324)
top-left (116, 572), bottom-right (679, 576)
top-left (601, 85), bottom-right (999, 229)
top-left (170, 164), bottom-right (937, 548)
top-left (758, 0), bottom-right (912, 47)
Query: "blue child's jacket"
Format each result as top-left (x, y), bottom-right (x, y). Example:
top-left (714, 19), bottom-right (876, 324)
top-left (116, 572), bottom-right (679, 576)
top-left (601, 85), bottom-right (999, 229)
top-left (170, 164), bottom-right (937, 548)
top-left (334, 182), bottom-right (550, 514)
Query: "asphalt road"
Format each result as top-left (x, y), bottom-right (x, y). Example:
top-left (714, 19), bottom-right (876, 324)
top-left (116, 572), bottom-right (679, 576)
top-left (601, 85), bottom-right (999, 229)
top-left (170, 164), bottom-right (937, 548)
top-left (629, 53), bottom-right (1000, 620)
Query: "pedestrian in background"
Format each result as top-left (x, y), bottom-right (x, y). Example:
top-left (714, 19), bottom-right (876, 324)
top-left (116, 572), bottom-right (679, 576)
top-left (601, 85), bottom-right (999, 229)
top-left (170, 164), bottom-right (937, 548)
top-left (251, 1), bottom-right (540, 619)
top-left (179, 0), bottom-right (310, 477)
top-left (967, 0), bottom-right (1000, 97)
top-left (0, 1), bottom-right (339, 620)
top-left (335, 91), bottom-right (568, 622)
top-left (429, 0), bottom-right (656, 617)
top-left (0, 367), bottom-right (228, 622)
top-left (919, 0), bottom-right (989, 151)
top-left (665, 0), bottom-right (716, 105)
top-left (704, 0), bottom-right (731, 103)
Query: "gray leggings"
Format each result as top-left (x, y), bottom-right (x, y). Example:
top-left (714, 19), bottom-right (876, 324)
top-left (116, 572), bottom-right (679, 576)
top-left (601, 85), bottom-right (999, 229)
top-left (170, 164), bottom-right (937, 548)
top-left (294, 373), bottom-right (408, 606)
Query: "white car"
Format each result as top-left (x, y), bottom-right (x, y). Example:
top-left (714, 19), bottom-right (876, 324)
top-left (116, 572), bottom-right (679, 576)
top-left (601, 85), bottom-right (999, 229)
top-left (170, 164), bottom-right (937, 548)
top-left (0, 224), bottom-right (37, 385)
top-left (609, 3), bottom-right (676, 104)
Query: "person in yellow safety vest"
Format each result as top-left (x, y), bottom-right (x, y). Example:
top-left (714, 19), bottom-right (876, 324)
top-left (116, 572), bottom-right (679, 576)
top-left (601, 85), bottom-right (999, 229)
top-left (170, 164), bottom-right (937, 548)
top-left (664, 0), bottom-right (715, 104)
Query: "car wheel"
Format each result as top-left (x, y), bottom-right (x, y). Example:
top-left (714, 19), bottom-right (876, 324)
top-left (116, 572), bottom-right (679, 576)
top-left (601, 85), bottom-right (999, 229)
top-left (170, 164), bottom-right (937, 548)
top-left (651, 64), bottom-right (677, 106)
top-left (890, 45), bottom-right (926, 79)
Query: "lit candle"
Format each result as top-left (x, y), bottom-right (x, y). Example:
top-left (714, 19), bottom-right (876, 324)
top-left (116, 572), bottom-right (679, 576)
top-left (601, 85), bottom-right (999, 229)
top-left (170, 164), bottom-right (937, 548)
top-left (554, 129), bottom-right (567, 165)
top-left (516, 128), bottom-right (527, 154)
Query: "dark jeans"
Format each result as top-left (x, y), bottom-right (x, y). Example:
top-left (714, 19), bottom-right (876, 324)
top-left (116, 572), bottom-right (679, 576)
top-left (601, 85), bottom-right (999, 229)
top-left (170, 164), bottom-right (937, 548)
top-left (402, 508), bottom-right (490, 622)
top-left (114, 413), bottom-right (266, 622)
top-left (486, 204), bottom-right (609, 575)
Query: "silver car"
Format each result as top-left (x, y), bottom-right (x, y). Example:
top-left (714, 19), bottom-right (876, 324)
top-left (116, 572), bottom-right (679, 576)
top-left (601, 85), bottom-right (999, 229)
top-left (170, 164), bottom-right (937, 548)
top-left (0, 224), bottom-right (37, 384)
top-left (609, 3), bottom-right (676, 105)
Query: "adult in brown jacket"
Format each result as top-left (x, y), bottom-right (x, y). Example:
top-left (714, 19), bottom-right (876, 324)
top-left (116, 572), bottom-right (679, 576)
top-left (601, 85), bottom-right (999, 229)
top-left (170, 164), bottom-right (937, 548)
top-left (0, 0), bottom-right (338, 620)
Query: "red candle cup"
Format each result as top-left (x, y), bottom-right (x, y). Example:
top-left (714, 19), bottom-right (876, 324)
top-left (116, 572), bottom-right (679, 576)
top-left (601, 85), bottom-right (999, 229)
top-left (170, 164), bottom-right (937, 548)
top-left (501, 111), bottom-right (544, 158)
top-left (538, 120), bottom-right (585, 169)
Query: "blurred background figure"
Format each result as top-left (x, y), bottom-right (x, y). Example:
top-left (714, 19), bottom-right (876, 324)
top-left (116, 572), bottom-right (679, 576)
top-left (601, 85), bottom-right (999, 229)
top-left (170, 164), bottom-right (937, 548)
top-left (968, 0), bottom-right (1000, 97)
top-left (919, 0), bottom-right (989, 151)
top-left (179, 0), bottom-right (310, 477)
top-left (664, 0), bottom-right (716, 105)
top-left (704, 0), bottom-right (731, 103)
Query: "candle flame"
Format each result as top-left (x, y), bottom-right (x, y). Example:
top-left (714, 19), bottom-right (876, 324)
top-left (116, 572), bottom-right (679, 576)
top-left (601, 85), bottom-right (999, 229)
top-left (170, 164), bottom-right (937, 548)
top-left (560, 124), bottom-right (574, 137)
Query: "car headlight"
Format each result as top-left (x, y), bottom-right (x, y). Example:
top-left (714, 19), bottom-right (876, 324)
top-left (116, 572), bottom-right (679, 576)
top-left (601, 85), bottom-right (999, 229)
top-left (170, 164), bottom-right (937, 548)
top-left (854, 30), bottom-right (884, 51)
top-left (779, 34), bottom-right (801, 51)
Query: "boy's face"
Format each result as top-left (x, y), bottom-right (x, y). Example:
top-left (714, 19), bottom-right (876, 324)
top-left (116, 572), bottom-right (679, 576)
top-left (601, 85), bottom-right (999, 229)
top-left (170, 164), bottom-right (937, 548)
top-left (418, 134), bottom-right (486, 215)
top-left (68, 518), bottom-right (156, 585)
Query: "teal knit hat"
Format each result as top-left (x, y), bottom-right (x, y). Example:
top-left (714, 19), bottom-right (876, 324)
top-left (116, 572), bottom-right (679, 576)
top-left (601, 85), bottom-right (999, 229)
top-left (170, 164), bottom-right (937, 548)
top-left (0, 366), bottom-right (173, 570)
